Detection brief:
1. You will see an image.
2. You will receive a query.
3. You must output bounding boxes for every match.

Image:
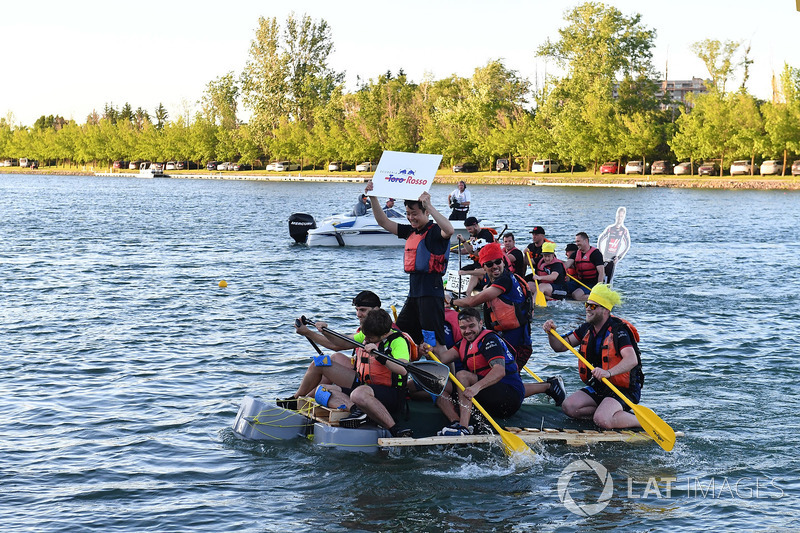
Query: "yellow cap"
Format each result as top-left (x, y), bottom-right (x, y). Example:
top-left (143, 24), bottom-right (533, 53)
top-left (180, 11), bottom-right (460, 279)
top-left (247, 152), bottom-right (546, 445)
top-left (542, 242), bottom-right (556, 254)
top-left (587, 283), bottom-right (621, 310)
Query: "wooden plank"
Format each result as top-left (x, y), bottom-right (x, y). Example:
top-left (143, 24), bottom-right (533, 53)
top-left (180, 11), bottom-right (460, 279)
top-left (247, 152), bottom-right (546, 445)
top-left (378, 430), bottom-right (684, 447)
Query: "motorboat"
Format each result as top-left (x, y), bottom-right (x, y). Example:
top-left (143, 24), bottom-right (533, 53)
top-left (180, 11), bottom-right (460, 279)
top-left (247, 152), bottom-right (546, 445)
top-left (289, 209), bottom-right (503, 247)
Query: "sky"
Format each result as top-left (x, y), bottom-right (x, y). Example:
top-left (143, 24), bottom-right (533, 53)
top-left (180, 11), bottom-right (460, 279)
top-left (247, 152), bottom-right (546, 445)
top-left (2, 0), bottom-right (799, 127)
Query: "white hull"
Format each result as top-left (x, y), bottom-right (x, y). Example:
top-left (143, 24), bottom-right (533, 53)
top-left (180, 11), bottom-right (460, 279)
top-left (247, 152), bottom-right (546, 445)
top-left (305, 212), bottom-right (502, 247)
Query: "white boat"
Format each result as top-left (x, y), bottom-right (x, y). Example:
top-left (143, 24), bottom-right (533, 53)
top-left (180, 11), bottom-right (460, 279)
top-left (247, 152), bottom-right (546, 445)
top-left (137, 162), bottom-right (164, 178)
top-left (289, 210), bottom-right (503, 247)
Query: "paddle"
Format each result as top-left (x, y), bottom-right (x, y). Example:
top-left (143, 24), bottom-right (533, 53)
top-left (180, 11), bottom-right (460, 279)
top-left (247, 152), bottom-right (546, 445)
top-left (301, 317), bottom-right (450, 397)
top-left (566, 273), bottom-right (592, 291)
top-left (526, 251), bottom-right (547, 307)
top-left (426, 350), bottom-right (535, 460)
top-left (391, 305), bottom-right (398, 322)
top-left (522, 365), bottom-right (544, 383)
top-left (548, 328), bottom-right (676, 452)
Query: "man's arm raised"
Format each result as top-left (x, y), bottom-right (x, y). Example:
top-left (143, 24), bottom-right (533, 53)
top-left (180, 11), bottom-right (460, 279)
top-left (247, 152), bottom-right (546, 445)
top-left (366, 181), bottom-right (399, 235)
top-left (419, 191), bottom-right (454, 239)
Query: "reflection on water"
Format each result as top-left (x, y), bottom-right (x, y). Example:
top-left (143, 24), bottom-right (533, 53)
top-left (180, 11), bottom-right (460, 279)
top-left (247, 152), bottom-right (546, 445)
top-left (1, 175), bottom-right (798, 532)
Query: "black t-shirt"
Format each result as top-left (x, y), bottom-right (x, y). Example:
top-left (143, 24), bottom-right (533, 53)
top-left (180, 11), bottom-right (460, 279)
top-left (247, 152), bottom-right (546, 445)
top-left (506, 247), bottom-right (526, 276)
top-left (397, 222), bottom-right (449, 297)
top-left (538, 260), bottom-right (566, 286)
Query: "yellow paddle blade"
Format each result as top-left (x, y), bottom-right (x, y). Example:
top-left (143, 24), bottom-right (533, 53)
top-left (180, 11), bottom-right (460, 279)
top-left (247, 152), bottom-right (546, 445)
top-left (534, 283), bottom-right (547, 308)
top-left (631, 404), bottom-right (676, 452)
top-left (427, 350), bottom-right (535, 459)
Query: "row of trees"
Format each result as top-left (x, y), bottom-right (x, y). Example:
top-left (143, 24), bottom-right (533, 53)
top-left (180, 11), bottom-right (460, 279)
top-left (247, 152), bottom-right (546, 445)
top-left (2, 4), bottom-right (799, 173)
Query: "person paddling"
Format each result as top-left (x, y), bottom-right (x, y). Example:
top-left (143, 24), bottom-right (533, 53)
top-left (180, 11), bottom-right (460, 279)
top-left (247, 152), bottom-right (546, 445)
top-left (542, 284), bottom-right (644, 430)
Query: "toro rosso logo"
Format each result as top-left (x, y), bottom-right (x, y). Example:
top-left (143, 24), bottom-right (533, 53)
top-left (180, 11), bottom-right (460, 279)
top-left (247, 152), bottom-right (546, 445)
top-left (384, 169), bottom-right (427, 185)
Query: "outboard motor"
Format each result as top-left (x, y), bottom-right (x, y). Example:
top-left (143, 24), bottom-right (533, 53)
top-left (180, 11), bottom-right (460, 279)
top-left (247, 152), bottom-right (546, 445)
top-left (288, 213), bottom-right (316, 244)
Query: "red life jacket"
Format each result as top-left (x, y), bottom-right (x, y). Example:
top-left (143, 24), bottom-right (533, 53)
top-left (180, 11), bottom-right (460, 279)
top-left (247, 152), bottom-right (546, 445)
top-left (578, 316), bottom-right (643, 389)
top-left (404, 222), bottom-right (449, 274)
top-left (355, 330), bottom-right (414, 388)
top-left (484, 272), bottom-right (531, 331)
top-left (536, 257), bottom-right (565, 280)
top-left (457, 329), bottom-right (518, 377)
top-left (444, 308), bottom-right (462, 347)
top-left (575, 246), bottom-right (600, 283)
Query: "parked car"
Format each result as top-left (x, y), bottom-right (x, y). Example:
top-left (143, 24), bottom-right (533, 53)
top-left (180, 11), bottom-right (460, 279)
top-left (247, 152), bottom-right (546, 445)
top-left (673, 161), bottom-right (695, 175)
top-left (651, 161), bottom-right (673, 174)
top-left (729, 160), bottom-right (757, 176)
top-left (531, 159), bottom-right (559, 173)
top-left (129, 160), bottom-right (142, 170)
top-left (698, 162), bottom-right (719, 176)
top-left (792, 160), bottom-right (800, 176)
top-left (625, 161), bottom-right (648, 175)
top-left (232, 163), bottom-right (251, 171)
top-left (599, 161), bottom-right (619, 174)
top-left (328, 161), bottom-right (351, 171)
top-left (175, 161), bottom-right (186, 170)
top-left (20, 157), bottom-right (29, 168)
top-left (453, 162), bottom-right (479, 173)
top-left (165, 161), bottom-right (176, 171)
top-left (206, 161), bottom-right (217, 171)
top-left (760, 160), bottom-right (784, 175)
top-left (274, 161), bottom-right (300, 171)
top-left (356, 161), bottom-right (375, 172)
top-left (2, 159), bottom-right (11, 167)
top-left (495, 158), bottom-right (519, 171)
top-left (216, 162), bottom-right (232, 171)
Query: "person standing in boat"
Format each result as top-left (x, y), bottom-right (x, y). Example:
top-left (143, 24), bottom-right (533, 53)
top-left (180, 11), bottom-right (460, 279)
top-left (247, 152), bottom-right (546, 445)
top-left (449, 242), bottom-right (565, 405)
top-left (447, 180), bottom-right (471, 220)
top-left (530, 242), bottom-right (568, 300)
top-left (542, 284), bottom-right (644, 430)
top-left (367, 181), bottom-right (453, 347)
top-left (425, 307), bottom-right (525, 436)
top-left (567, 231), bottom-right (605, 301)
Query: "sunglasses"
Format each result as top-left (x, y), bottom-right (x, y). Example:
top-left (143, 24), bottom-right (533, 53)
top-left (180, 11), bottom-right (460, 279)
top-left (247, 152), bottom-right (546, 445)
top-left (584, 302), bottom-right (600, 310)
top-left (482, 258), bottom-right (503, 268)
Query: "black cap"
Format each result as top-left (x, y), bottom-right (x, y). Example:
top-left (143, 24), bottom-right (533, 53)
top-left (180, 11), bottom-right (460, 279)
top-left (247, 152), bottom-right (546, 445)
top-left (352, 290), bottom-right (381, 308)
top-left (530, 226), bottom-right (545, 235)
top-left (565, 243), bottom-right (578, 252)
top-left (464, 216), bottom-right (479, 226)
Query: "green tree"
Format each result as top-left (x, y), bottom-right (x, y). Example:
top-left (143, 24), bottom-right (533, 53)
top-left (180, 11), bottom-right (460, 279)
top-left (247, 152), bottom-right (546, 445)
top-left (154, 103), bottom-right (168, 131)
top-left (202, 72), bottom-right (240, 129)
top-left (690, 39), bottom-right (743, 94)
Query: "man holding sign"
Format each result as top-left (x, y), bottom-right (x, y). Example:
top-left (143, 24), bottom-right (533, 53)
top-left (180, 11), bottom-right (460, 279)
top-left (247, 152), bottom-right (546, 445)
top-left (368, 181), bottom-right (454, 346)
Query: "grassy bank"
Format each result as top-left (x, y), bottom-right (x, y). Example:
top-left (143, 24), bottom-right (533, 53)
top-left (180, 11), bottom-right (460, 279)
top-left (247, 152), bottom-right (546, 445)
top-left (2, 166), bottom-right (798, 190)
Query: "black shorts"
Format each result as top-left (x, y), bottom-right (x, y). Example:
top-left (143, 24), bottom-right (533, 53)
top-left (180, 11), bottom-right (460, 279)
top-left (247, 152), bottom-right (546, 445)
top-left (474, 382), bottom-right (523, 419)
top-left (396, 295), bottom-right (445, 346)
top-left (344, 383), bottom-right (405, 413)
top-left (581, 384), bottom-right (641, 412)
top-left (513, 344), bottom-right (532, 369)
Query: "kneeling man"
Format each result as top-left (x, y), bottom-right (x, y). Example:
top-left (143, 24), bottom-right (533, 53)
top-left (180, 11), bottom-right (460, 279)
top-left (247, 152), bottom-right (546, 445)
top-left (427, 307), bottom-right (524, 436)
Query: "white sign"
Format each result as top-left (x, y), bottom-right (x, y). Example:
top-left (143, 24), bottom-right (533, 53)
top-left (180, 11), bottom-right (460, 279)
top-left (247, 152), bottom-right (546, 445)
top-left (445, 271), bottom-right (472, 296)
top-left (370, 151), bottom-right (443, 200)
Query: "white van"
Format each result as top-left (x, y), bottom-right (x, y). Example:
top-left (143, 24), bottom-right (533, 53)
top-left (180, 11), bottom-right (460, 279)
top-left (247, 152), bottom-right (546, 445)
top-left (531, 159), bottom-right (559, 173)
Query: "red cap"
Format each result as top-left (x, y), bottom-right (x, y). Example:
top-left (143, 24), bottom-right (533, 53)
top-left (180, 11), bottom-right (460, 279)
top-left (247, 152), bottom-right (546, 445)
top-left (478, 242), bottom-right (504, 264)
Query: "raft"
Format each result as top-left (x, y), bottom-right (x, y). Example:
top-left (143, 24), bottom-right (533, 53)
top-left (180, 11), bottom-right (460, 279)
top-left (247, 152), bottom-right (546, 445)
top-left (232, 395), bottom-right (682, 452)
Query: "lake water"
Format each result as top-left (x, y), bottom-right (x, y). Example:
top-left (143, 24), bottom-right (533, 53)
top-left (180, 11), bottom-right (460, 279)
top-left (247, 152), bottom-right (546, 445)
top-left (1, 174), bottom-right (799, 532)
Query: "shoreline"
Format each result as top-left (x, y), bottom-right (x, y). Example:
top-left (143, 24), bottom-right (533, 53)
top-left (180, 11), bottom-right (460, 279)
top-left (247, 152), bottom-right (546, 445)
top-left (2, 168), bottom-right (798, 190)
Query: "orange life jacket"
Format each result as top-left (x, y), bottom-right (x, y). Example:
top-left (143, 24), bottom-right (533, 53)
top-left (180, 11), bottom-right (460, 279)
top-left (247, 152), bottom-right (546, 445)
top-left (578, 316), bottom-right (643, 389)
top-left (355, 330), bottom-right (414, 388)
top-left (575, 246), bottom-right (601, 283)
top-left (484, 272), bottom-right (531, 331)
top-left (404, 222), bottom-right (449, 274)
